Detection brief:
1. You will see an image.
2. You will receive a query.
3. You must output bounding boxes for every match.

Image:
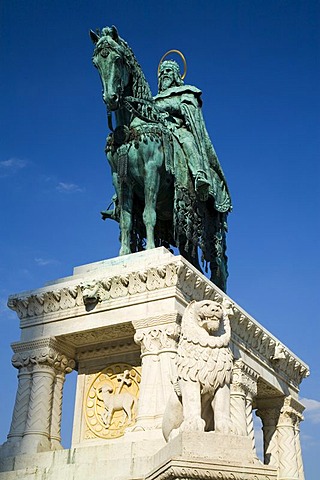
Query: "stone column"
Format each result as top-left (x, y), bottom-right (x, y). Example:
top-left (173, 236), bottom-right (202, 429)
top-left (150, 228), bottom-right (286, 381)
top-left (1, 339), bottom-right (76, 456)
top-left (230, 365), bottom-right (247, 436)
top-left (50, 355), bottom-right (75, 450)
top-left (256, 403), bottom-right (281, 467)
top-left (20, 359), bottom-right (56, 454)
top-left (1, 356), bottom-right (33, 456)
top-left (230, 359), bottom-right (258, 449)
top-left (295, 416), bottom-right (305, 480)
top-left (246, 381), bottom-right (258, 453)
top-left (277, 396), bottom-right (304, 480)
top-left (133, 319), bottom-right (179, 430)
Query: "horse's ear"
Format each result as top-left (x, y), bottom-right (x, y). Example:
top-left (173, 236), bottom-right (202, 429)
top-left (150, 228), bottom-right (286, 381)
top-left (111, 25), bottom-right (119, 41)
top-left (90, 29), bottom-right (100, 44)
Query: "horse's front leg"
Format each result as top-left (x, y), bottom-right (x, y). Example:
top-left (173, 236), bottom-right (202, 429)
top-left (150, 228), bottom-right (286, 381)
top-left (119, 181), bottom-right (133, 256)
top-left (143, 160), bottom-right (160, 250)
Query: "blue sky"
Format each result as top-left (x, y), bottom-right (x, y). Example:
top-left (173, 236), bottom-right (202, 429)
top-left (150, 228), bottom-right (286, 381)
top-left (1, 0), bottom-right (319, 477)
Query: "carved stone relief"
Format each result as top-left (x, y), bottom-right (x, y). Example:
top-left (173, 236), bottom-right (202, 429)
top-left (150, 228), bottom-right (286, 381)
top-left (84, 363), bottom-right (141, 440)
top-left (162, 300), bottom-right (234, 441)
top-left (7, 258), bottom-right (309, 392)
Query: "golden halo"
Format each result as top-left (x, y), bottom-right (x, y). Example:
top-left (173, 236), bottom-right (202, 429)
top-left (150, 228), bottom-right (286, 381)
top-left (158, 49), bottom-right (187, 80)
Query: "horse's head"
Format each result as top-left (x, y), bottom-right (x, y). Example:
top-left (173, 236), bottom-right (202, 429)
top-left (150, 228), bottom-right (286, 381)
top-left (91, 26), bottom-right (131, 111)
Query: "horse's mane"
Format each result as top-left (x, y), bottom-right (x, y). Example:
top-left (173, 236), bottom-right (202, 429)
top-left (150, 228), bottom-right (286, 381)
top-left (98, 27), bottom-right (153, 102)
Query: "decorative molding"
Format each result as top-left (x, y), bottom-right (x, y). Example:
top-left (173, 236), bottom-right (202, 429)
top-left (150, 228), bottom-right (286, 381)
top-left (229, 308), bottom-right (309, 388)
top-left (7, 256), bottom-right (309, 389)
top-left (7, 262), bottom-right (180, 320)
top-left (232, 359), bottom-right (259, 398)
top-left (11, 337), bottom-right (75, 358)
top-left (256, 379), bottom-right (283, 399)
top-left (63, 323), bottom-right (135, 348)
top-left (134, 324), bottom-right (180, 354)
top-left (77, 339), bottom-right (139, 361)
top-left (278, 396), bottom-right (305, 425)
top-left (11, 338), bottom-right (75, 374)
top-left (132, 312), bottom-right (181, 329)
top-left (146, 458), bottom-right (277, 480)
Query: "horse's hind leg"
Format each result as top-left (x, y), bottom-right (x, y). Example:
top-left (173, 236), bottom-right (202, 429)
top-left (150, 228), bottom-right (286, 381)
top-left (119, 182), bottom-right (133, 256)
top-left (143, 162), bottom-right (160, 249)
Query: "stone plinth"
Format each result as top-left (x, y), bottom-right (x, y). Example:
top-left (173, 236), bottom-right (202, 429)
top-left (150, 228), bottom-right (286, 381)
top-left (147, 432), bottom-right (277, 480)
top-left (0, 248), bottom-right (309, 480)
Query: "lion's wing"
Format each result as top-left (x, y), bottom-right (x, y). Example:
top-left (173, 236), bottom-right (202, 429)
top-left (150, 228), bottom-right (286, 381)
top-left (177, 337), bottom-right (202, 382)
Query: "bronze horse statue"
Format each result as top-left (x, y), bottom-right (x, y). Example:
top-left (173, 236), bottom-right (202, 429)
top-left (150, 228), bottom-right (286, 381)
top-left (90, 26), bottom-right (231, 291)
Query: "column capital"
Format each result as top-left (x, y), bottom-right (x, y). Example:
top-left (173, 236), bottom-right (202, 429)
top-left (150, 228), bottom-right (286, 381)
top-left (231, 359), bottom-right (259, 397)
top-left (134, 323), bottom-right (180, 355)
top-left (278, 396), bottom-right (304, 425)
top-left (11, 337), bottom-right (75, 374)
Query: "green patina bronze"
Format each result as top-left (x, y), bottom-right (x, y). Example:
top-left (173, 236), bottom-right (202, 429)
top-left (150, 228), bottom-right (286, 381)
top-left (90, 25), bottom-right (232, 291)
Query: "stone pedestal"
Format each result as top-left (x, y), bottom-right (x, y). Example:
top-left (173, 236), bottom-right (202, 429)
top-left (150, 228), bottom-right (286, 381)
top-left (146, 432), bottom-right (276, 479)
top-left (0, 248), bottom-right (309, 480)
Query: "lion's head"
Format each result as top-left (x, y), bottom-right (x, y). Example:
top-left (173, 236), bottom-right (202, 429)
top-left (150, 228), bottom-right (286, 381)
top-left (180, 300), bottom-right (231, 348)
top-left (194, 300), bottom-right (224, 334)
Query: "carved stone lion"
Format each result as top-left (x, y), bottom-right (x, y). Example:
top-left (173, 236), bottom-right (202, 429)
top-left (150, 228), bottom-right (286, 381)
top-left (162, 300), bottom-right (233, 441)
top-left (80, 280), bottom-right (104, 306)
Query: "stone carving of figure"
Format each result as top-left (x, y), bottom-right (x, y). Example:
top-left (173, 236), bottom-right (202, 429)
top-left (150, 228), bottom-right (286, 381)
top-left (162, 300), bottom-right (233, 441)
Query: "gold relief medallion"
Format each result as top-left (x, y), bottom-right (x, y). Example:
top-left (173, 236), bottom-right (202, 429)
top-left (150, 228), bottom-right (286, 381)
top-left (85, 363), bottom-right (141, 439)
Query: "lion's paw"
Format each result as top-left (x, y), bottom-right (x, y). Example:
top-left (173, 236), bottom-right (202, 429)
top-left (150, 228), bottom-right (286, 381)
top-left (215, 417), bottom-right (233, 435)
top-left (180, 416), bottom-right (205, 432)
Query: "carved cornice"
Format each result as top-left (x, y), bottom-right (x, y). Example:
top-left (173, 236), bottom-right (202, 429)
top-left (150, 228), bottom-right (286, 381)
top-left (228, 307), bottom-right (309, 387)
top-left (8, 286), bottom-right (81, 319)
top-left (7, 261), bottom-right (217, 321)
top-left (7, 256), bottom-right (309, 388)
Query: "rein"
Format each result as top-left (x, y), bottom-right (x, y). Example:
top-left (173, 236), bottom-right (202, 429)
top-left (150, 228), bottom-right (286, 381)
top-left (123, 96), bottom-right (169, 126)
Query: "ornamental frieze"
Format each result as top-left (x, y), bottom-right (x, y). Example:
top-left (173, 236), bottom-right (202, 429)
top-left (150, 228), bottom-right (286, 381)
top-left (7, 259), bottom-right (309, 388)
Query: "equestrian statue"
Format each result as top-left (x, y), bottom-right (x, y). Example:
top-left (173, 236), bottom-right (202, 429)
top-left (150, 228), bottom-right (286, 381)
top-left (90, 26), bottom-right (232, 291)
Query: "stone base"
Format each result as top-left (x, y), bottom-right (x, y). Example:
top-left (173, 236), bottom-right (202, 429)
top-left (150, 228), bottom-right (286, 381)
top-left (0, 432), bottom-right (277, 480)
top-left (146, 432), bottom-right (277, 480)
top-left (2, 248), bottom-right (308, 479)
top-left (0, 431), bottom-right (165, 480)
